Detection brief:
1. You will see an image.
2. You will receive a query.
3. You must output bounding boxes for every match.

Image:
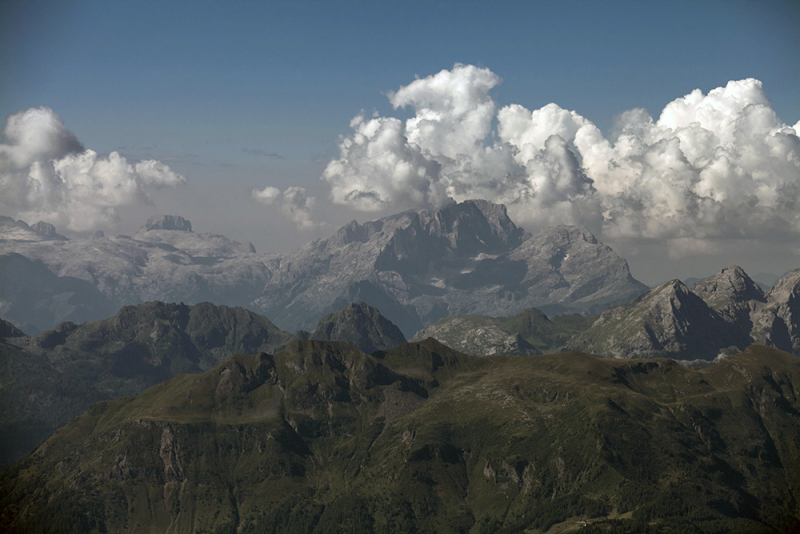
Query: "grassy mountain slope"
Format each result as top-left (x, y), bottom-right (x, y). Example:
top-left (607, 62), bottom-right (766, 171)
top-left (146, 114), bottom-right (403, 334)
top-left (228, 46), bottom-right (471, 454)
top-left (1, 341), bottom-right (798, 533)
top-left (0, 301), bottom-right (296, 468)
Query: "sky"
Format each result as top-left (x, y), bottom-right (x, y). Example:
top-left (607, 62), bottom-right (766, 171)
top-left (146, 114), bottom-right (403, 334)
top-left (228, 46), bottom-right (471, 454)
top-left (1, 0), bottom-right (799, 285)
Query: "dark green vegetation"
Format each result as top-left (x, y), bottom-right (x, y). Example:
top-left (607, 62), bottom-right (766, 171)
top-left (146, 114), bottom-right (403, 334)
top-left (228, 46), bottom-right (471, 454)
top-left (0, 302), bottom-right (296, 468)
top-left (2, 341), bottom-right (798, 533)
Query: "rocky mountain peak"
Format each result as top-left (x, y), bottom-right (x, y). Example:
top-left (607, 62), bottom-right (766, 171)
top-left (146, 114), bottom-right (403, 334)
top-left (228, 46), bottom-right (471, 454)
top-left (692, 265), bottom-right (765, 309)
top-left (568, 278), bottom-right (739, 359)
top-left (766, 269), bottom-right (800, 305)
top-left (311, 302), bottom-right (407, 354)
top-left (327, 219), bottom-right (385, 248)
top-left (0, 318), bottom-right (26, 339)
top-left (30, 221), bottom-right (67, 240)
top-left (143, 215), bottom-right (193, 232)
top-left (536, 225), bottom-right (599, 247)
top-left (419, 199), bottom-right (524, 254)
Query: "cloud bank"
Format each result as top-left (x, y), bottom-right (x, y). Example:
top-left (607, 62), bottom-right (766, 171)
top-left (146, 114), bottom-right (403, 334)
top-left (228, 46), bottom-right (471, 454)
top-left (321, 64), bottom-right (800, 252)
top-left (251, 184), bottom-right (322, 230)
top-left (0, 106), bottom-right (186, 232)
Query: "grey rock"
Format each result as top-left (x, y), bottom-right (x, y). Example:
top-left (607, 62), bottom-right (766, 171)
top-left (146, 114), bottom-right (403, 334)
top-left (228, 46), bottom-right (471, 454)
top-left (0, 318), bottom-right (26, 339)
top-left (750, 269), bottom-right (800, 355)
top-left (144, 215), bottom-right (193, 232)
top-left (1, 201), bottom-right (648, 336)
top-left (310, 302), bottom-right (406, 354)
top-left (410, 308), bottom-right (596, 356)
top-left (255, 200), bottom-right (647, 337)
top-left (568, 265), bottom-right (800, 360)
top-left (30, 221), bottom-right (67, 240)
top-left (568, 279), bottom-right (742, 360)
top-left (1, 218), bottom-right (273, 331)
top-left (692, 265), bottom-right (765, 310)
top-left (412, 315), bottom-right (540, 356)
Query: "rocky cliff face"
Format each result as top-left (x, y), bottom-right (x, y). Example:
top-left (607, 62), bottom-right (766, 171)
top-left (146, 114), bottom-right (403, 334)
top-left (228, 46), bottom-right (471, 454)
top-left (751, 269), bottom-right (800, 355)
top-left (310, 302), bottom-right (407, 354)
top-left (570, 266), bottom-right (800, 360)
top-left (254, 200), bottom-right (647, 337)
top-left (411, 308), bottom-right (597, 357)
top-left (143, 214), bottom-right (193, 232)
top-left (412, 315), bottom-right (541, 356)
top-left (0, 202), bottom-right (648, 336)
top-left (0, 301), bottom-right (296, 468)
top-left (568, 280), bottom-right (741, 359)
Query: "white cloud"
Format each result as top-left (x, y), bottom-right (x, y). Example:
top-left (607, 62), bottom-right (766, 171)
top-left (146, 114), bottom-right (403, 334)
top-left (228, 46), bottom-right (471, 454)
top-left (321, 115), bottom-right (444, 211)
top-left (388, 63), bottom-right (500, 159)
top-left (0, 106), bottom-right (186, 232)
top-left (281, 186), bottom-right (321, 230)
top-left (321, 66), bottom-right (800, 253)
top-left (251, 184), bottom-right (322, 230)
top-left (251, 185), bottom-right (281, 205)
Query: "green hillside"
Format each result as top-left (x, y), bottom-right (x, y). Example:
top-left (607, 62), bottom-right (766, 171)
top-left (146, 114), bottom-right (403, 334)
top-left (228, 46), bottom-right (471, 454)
top-left (1, 341), bottom-right (798, 533)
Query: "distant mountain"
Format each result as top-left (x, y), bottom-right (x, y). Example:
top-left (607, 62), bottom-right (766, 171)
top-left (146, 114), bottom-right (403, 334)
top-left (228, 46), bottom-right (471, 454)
top-left (2, 341), bottom-right (798, 533)
top-left (567, 280), bottom-right (742, 360)
top-left (751, 269), bottom-right (800, 356)
top-left (0, 201), bottom-right (648, 337)
top-left (0, 215), bottom-right (269, 333)
top-left (411, 308), bottom-right (595, 356)
top-left (310, 302), bottom-right (407, 354)
top-left (0, 301), bottom-right (296, 468)
top-left (569, 266), bottom-right (800, 360)
top-left (254, 200), bottom-right (648, 336)
top-left (0, 253), bottom-right (118, 334)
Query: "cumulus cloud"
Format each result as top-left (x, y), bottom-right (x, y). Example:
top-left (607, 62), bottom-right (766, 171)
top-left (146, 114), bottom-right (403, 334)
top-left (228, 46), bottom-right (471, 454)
top-left (0, 106), bottom-right (186, 232)
top-left (251, 185), bottom-right (281, 205)
top-left (251, 184), bottom-right (322, 230)
top-left (321, 65), bottom-right (800, 252)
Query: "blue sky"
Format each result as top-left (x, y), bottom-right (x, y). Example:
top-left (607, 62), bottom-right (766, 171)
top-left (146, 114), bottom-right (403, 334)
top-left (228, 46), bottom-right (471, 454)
top-left (1, 0), bottom-right (799, 283)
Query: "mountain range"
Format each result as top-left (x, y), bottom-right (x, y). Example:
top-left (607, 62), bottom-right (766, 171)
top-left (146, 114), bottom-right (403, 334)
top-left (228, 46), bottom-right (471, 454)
top-left (410, 265), bottom-right (800, 363)
top-left (567, 266), bottom-right (800, 361)
top-left (0, 200), bottom-right (648, 336)
top-left (0, 301), bottom-right (405, 468)
top-left (3, 263), bottom-right (798, 469)
top-left (2, 340), bottom-right (798, 533)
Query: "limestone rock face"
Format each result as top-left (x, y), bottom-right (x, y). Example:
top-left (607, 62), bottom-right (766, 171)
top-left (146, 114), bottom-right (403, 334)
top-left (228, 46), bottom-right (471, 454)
top-left (0, 217), bottom-right (271, 332)
top-left (0, 201), bottom-right (647, 336)
top-left (750, 270), bottom-right (800, 355)
top-left (569, 266), bottom-right (800, 360)
top-left (144, 215), bottom-right (193, 232)
top-left (310, 302), bottom-right (406, 354)
top-left (692, 265), bottom-right (765, 309)
top-left (30, 221), bottom-right (67, 240)
top-left (568, 280), bottom-right (742, 360)
top-left (254, 200), bottom-right (647, 337)
top-left (412, 315), bottom-right (540, 356)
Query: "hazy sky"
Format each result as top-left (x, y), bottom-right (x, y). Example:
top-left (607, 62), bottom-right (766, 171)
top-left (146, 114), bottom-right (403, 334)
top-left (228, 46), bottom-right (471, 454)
top-left (1, 0), bottom-right (799, 285)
